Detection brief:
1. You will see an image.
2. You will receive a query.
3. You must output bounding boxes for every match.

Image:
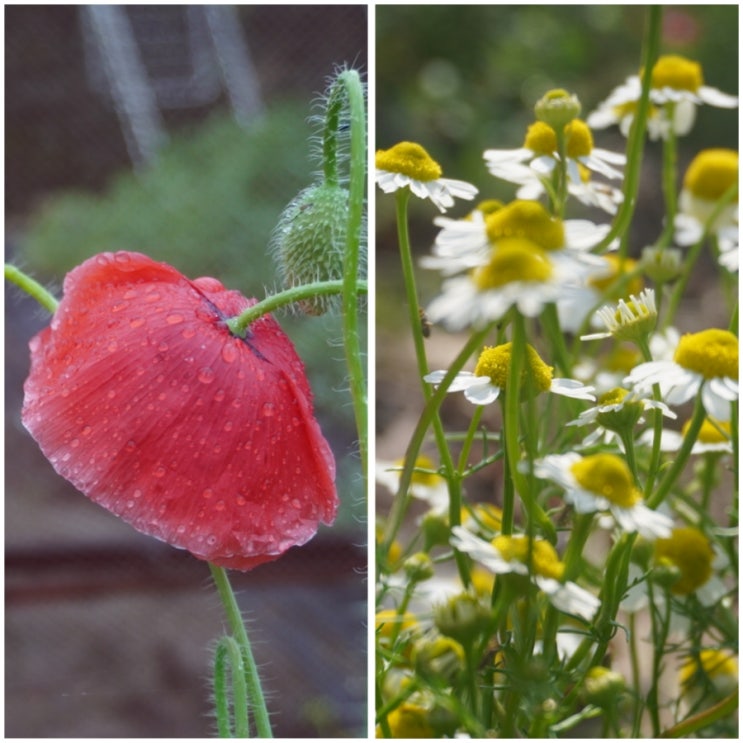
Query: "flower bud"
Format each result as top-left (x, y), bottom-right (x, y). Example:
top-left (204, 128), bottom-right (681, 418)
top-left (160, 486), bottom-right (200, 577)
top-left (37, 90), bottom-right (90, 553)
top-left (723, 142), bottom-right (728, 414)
top-left (582, 666), bottom-right (627, 708)
top-left (434, 593), bottom-right (494, 645)
top-left (271, 181), bottom-right (351, 315)
top-left (534, 89), bottom-right (582, 131)
top-left (640, 245), bottom-right (683, 282)
top-left (403, 552), bottom-right (435, 583)
top-left (412, 634), bottom-right (465, 684)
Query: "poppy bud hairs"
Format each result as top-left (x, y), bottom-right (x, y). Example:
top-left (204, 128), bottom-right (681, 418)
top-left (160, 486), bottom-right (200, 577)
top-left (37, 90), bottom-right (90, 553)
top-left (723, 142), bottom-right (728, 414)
top-left (21, 251), bottom-right (338, 570)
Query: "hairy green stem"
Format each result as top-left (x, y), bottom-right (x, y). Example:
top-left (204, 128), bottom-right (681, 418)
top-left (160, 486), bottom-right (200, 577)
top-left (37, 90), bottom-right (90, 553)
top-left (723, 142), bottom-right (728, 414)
top-left (209, 564), bottom-right (273, 738)
top-left (5, 264), bottom-right (59, 313)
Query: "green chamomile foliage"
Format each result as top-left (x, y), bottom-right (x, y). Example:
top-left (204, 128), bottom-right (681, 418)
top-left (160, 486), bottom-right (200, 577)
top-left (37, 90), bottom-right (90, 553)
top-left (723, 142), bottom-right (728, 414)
top-left (376, 6), bottom-right (737, 740)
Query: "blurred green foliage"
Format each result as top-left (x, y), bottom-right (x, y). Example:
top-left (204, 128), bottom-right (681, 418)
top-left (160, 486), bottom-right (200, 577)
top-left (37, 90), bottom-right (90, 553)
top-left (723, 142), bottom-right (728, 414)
top-left (375, 5), bottom-right (738, 331)
top-left (377, 5), bottom-right (738, 182)
top-left (21, 102), bottom-right (366, 530)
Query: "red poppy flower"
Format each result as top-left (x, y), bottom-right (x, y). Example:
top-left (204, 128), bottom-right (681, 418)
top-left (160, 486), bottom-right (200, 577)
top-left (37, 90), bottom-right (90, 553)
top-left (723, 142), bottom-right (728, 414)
top-left (22, 251), bottom-right (338, 570)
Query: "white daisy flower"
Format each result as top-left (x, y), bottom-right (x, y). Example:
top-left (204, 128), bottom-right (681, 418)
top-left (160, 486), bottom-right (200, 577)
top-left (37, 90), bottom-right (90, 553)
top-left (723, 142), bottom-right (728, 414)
top-left (375, 141), bottom-right (478, 213)
top-left (424, 342), bottom-right (595, 406)
top-left (581, 288), bottom-right (658, 342)
top-left (421, 200), bottom-right (610, 330)
top-left (624, 328), bottom-right (739, 421)
top-left (567, 386), bottom-right (676, 448)
top-left (451, 525), bottom-right (601, 621)
top-left (484, 118), bottom-right (625, 190)
top-left (638, 415), bottom-right (734, 455)
top-left (534, 452), bottom-right (673, 539)
top-left (376, 454), bottom-right (449, 513)
top-left (587, 55), bottom-right (738, 140)
top-left (588, 54), bottom-right (738, 140)
top-left (674, 149), bottom-right (739, 273)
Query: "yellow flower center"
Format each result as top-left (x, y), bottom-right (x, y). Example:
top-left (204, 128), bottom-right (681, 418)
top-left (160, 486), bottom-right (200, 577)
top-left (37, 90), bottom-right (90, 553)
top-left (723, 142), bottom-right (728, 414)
top-left (474, 343), bottom-right (553, 396)
top-left (485, 200), bottom-right (565, 251)
top-left (475, 199), bottom-right (504, 217)
top-left (472, 238), bottom-right (553, 289)
top-left (375, 141), bottom-right (443, 181)
top-left (492, 534), bottom-right (565, 580)
top-left (680, 650), bottom-right (738, 690)
top-left (564, 119), bottom-right (594, 158)
top-left (654, 527), bottom-right (714, 595)
top-left (395, 454), bottom-right (443, 488)
top-left (673, 328), bottom-right (738, 380)
top-left (384, 702), bottom-right (434, 739)
top-left (606, 344), bottom-right (642, 374)
top-left (589, 255), bottom-right (643, 296)
top-left (570, 453), bottom-right (641, 507)
top-left (683, 149), bottom-right (739, 202)
top-left (683, 417), bottom-right (731, 444)
top-left (524, 121), bottom-right (558, 155)
top-left (598, 387), bottom-right (629, 407)
top-left (650, 54), bottom-right (703, 92)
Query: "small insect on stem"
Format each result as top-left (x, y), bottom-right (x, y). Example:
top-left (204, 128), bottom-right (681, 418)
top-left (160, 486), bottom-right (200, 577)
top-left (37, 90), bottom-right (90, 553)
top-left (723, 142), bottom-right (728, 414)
top-left (419, 307), bottom-right (432, 338)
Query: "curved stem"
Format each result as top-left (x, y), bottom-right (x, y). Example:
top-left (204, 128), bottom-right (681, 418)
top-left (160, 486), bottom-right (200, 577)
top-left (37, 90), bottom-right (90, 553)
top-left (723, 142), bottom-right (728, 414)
top-left (5, 264), bottom-right (59, 313)
top-left (209, 564), bottom-right (273, 738)
top-left (226, 279), bottom-right (367, 337)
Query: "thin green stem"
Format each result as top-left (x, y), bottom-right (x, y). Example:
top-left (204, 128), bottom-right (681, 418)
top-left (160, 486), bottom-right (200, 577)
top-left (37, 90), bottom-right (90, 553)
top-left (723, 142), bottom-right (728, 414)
top-left (336, 68), bottom-right (368, 485)
top-left (226, 279), bottom-right (367, 337)
top-left (209, 564), bottom-right (273, 738)
top-left (379, 325), bottom-right (494, 569)
top-left (595, 6), bottom-right (662, 255)
top-left (214, 636), bottom-right (251, 738)
top-left (647, 392), bottom-right (706, 510)
top-left (5, 264), bottom-right (59, 313)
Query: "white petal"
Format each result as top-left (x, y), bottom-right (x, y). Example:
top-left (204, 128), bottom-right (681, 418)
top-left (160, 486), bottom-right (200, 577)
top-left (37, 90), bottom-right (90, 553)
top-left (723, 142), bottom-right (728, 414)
top-left (698, 86), bottom-right (739, 108)
top-left (550, 378), bottom-right (596, 400)
top-left (542, 579), bottom-right (601, 621)
top-left (464, 382), bottom-right (501, 406)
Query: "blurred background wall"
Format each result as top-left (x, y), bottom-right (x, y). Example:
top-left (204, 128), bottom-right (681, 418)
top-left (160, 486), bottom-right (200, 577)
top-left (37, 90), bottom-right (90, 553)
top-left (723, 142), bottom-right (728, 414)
top-left (5, 5), bottom-right (368, 737)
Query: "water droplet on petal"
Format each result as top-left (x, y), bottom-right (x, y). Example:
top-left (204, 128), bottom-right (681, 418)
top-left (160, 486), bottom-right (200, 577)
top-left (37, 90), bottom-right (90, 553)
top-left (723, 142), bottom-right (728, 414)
top-left (215, 500), bottom-right (225, 511)
top-left (129, 317), bottom-right (146, 329)
top-left (223, 421), bottom-right (233, 432)
top-left (197, 367), bottom-right (215, 385)
top-left (166, 313), bottom-right (184, 325)
top-left (221, 342), bottom-right (239, 364)
top-left (261, 402), bottom-right (275, 417)
top-left (181, 327), bottom-right (196, 339)
top-left (153, 465), bottom-right (166, 478)
top-left (202, 488), bottom-right (214, 499)
top-left (213, 389), bottom-right (226, 402)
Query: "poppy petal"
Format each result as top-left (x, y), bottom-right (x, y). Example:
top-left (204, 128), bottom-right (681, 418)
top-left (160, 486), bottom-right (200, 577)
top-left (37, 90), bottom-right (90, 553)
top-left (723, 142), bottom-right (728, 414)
top-left (22, 251), bottom-right (338, 570)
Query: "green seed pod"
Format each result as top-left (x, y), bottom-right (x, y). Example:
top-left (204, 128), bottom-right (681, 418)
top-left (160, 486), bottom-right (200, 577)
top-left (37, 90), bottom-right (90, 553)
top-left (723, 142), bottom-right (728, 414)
top-left (271, 181), bottom-right (350, 315)
top-left (534, 89), bottom-right (582, 131)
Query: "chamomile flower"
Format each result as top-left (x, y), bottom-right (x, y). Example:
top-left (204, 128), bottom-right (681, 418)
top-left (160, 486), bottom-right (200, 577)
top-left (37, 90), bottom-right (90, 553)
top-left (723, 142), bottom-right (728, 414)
top-left (674, 149), bottom-right (739, 273)
top-left (451, 525), bottom-right (601, 621)
top-left (376, 454), bottom-right (449, 513)
top-left (582, 288), bottom-right (658, 342)
top-left (424, 342), bottom-right (595, 406)
top-left (638, 415), bottom-right (734, 455)
top-left (422, 200), bottom-right (609, 329)
top-left (680, 649), bottom-right (738, 701)
top-left (534, 452), bottom-right (673, 538)
top-left (624, 328), bottom-right (739, 421)
top-left (653, 526), bottom-right (728, 605)
top-left (567, 386), bottom-right (676, 448)
top-left (588, 54), bottom-right (738, 140)
top-left (375, 141), bottom-right (478, 212)
top-left (484, 117), bottom-right (626, 190)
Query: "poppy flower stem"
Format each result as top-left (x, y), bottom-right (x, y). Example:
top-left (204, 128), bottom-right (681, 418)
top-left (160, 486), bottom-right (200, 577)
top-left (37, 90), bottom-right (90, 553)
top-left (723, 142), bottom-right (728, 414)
top-left (209, 563), bottom-right (273, 738)
top-left (226, 278), bottom-right (368, 337)
top-left (5, 264), bottom-right (59, 313)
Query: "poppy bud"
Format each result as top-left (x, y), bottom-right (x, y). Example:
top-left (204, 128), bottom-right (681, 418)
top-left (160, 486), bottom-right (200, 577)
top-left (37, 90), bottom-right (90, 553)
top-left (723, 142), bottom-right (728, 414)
top-left (271, 181), bottom-right (351, 315)
top-left (21, 251), bottom-right (338, 571)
